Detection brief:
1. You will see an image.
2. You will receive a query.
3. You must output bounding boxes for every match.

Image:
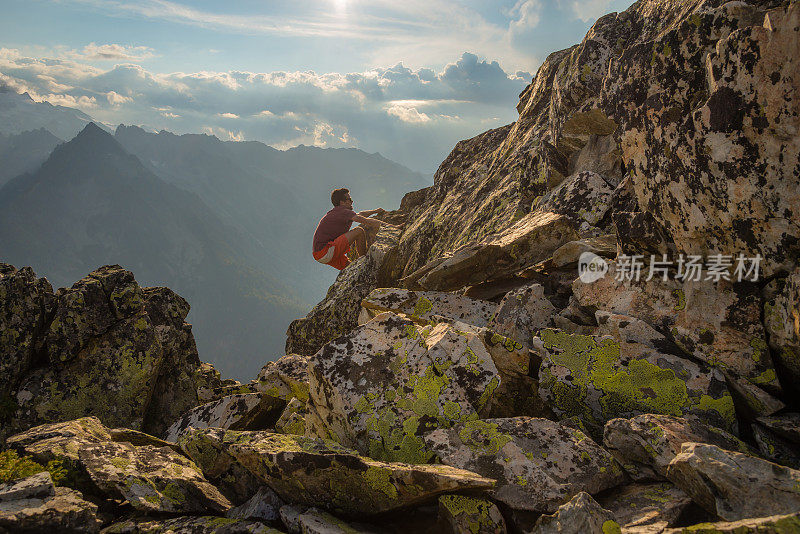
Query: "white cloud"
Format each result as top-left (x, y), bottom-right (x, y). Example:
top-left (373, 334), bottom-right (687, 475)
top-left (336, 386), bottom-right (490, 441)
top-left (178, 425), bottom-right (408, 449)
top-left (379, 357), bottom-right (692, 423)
top-left (0, 48), bottom-right (529, 173)
top-left (384, 103), bottom-right (430, 123)
top-left (69, 43), bottom-right (156, 61)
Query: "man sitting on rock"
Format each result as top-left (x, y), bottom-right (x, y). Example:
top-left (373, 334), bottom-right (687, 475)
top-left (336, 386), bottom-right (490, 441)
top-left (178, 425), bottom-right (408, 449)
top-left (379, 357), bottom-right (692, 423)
top-left (312, 187), bottom-right (393, 270)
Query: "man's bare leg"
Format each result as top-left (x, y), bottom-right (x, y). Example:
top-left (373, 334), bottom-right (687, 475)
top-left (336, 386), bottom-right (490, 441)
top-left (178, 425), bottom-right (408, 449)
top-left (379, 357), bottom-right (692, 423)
top-left (343, 226), bottom-right (368, 257)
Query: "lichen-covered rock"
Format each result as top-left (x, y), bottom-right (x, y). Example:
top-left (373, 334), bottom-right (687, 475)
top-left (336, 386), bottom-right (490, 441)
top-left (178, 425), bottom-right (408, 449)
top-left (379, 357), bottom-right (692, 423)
top-left (0, 264), bottom-right (53, 401)
top-left (44, 267), bottom-right (138, 365)
top-left (438, 494), bottom-right (507, 534)
top-left (614, 1), bottom-right (800, 278)
top-left (0, 471), bottom-right (54, 502)
top-left (490, 284), bottom-right (556, 348)
top-left (532, 171), bottom-right (615, 228)
top-left (529, 492), bottom-right (619, 534)
top-left (179, 428), bottom-right (494, 517)
top-left (297, 508), bottom-right (379, 534)
top-left (613, 211), bottom-right (676, 258)
top-left (10, 310), bottom-right (164, 435)
top-left (79, 440), bottom-right (231, 513)
top-left (226, 486), bottom-right (284, 523)
top-left (752, 421), bottom-right (800, 469)
top-left (286, 227), bottom-right (401, 357)
top-left (602, 414), bottom-right (753, 481)
top-left (280, 504), bottom-right (303, 534)
top-left (413, 212), bottom-right (579, 292)
top-left (571, 261), bottom-right (781, 418)
top-left (666, 442), bottom-right (800, 521)
top-left (101, 516), bottom-right (285, 533)
top-left (139, 286), bottom-right (205, 438)
top-left (254, 354), bottom-right (310, 403)
top-left (662, 512), bottom-right (800, 534)
top-left (359, 288), bottom-right (495, 328)
top-left (0, 482), bottom-right (101, 533)
top-left (275, 398), bottom-right (307, 436)
top-left (596, 482), bottom-right (692, 532)
top-left (756, 413), bottom-right (800, 444)
top-left (307, 312), bottom-right (522, 463)
top-left (764, 269), bottom-right (800, 390)
top-left (423, 417), bottom-right (624, 513)
top-left (164, 393), bottom-right (286, 442)
top-left (536, 329), bottom-right (737, 437)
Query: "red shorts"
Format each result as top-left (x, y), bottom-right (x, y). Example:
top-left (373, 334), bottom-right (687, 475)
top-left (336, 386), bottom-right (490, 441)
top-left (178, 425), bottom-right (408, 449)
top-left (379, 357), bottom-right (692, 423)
top-left (313, 233), bottom-right (351, 270)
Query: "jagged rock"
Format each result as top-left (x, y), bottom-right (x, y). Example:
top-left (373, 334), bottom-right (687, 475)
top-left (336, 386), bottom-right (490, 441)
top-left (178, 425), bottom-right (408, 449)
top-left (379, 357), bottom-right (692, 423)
top-left (529, 492), bottom-right (619, 534)
top-left (413, 212), bottom-right (579, 292)
top-left (0, 472), bottom-right (54, 502)
top-left (12, 310), bottom-right (164, 434)
top-left (275, 398), bottom-right (307, 436)
top-left (596, 482), bottom-right (692, 532)
top-left (307, 312), bottom-right (529, 463)
top-left (78, 441), bottom-right (231, 513)
top-left (489, 284), bottom-right (556, 348)
top-left (616, 1), bottom-right (800, 278)
top-left (0, 264), bottom-right (53, 400)
top-left (536, 329), bottom-right (737, 437)
top-left (107, 428), bottom-right (181, 453)
top-left (0, 481), bottom-right (101, 533)
top-left (297, 508), bottom-right (378, 534)
top-left (550, 235), bottom-right (617, 268)
top-left (666, 442), bottom-right (800, 521)
top-left (101, 516), bottom-right (284, 533)
top-left (532, 171), bottom-right (615, 228)
top-left (438, 494), bottom-right (507, 534)
top-left (359, 288), bottom-right (495, 328)
top-left (752, 422), bottom-right (800, 469)
top-left (286, 227), bottom-right (401, 357)
top-left (613, 212), bottom-right (676, 258)
top-left (662, 512), bottom-right (800, 534)
top-left (164, 393), bottom-right (286, 442)
top-left (570, 261), bottom-right (782, 419)
top-left (179, 428), bottom-right (494, 517)
top-left (254, 354), bottom-right (310, 403)
top-left (756, 413), bottom-right (800, 443)
top-left (140, 286), bottom-right (205, 438)
top-left (280, 504), bottom-right (304, 534)
top-left (602, 414), bottom-right (752, 481)
top-left (45, 266), bottom-right (142, 364)
top-left (227, 486), bottom-right (284, 523)
top-left (764, 269), bottom-right (800, 390)
top-left (423, 417), bottom-right (624, 513)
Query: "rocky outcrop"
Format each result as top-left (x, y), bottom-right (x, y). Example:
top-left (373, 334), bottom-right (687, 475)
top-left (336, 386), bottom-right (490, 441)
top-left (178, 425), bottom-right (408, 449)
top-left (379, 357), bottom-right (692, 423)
top-left (178, 428), bottom-right (494, 516)
top-left (423, 417), bottom-right (624, 513)
top-left (0, 265), bottom-right (224, 442)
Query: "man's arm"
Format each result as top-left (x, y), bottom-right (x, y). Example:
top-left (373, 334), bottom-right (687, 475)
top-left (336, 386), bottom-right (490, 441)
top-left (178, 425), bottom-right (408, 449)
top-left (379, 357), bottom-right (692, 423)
top-left (351, 213), bottom-right (395, 228)
top-left (357, 208), bottom-right (384, 217)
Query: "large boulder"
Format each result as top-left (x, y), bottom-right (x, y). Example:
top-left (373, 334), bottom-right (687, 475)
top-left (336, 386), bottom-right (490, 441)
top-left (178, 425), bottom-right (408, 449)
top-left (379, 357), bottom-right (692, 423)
top-left (596, 482), bottom-right (693, 533)
top-left (0, 472), bottom-right (101, 533)
top-left (489, 284), bottom-right (556, 348)
top-left (666, 442), bottom-right (800, 521)
top-left (286, 227), bottom-right (401, 357)
top-left (662, 513), bottom-right (800, 534)
top-left (602, 414), bottom-right (753, 481)
top-left (529, 492), bottom-right (619, 534)
top-left (437, 494), bottom-right (507, 534)
top-left (254, 353), bottom-right (311, 403)
top-left (536, 329), bottom-right (737, 436)
top-left (178, 428), bottom-right (495, 517)
top-left (78, 440), bottom-right (232, 513)
top-left (532, 170), bottom-right (615, 228)
top-left (423, 417), bottom-right (625, 513)
top-left (164, 393), bottom-right (286, 442)
top-left (612, 1), bottom-right (800, 278)
top-left (570, 261), bottom-right (782, 419)
top-left (764, 268), bottom-right (800, 390)
top-left (307, 312), bottom-right (532, 463)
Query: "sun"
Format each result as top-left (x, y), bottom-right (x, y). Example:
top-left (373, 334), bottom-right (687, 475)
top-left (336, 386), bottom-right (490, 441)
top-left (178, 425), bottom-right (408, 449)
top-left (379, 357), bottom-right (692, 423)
top-left (332, 0), bottom-right (347, 12)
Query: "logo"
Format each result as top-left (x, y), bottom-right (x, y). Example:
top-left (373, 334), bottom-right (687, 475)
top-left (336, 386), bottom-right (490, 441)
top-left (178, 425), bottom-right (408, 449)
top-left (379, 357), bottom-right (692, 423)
top-left (578, 252), bottom-right (608, 283)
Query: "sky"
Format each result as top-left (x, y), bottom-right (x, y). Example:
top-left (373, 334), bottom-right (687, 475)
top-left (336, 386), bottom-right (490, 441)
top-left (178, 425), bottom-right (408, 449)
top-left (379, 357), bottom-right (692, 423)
top-left (0, 0), bottom-right (635, 173)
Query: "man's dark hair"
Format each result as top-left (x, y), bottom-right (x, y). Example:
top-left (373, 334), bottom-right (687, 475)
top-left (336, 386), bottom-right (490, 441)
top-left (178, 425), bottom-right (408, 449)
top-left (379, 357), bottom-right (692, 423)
top-left (331, 188), bottom-right (350, 207)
